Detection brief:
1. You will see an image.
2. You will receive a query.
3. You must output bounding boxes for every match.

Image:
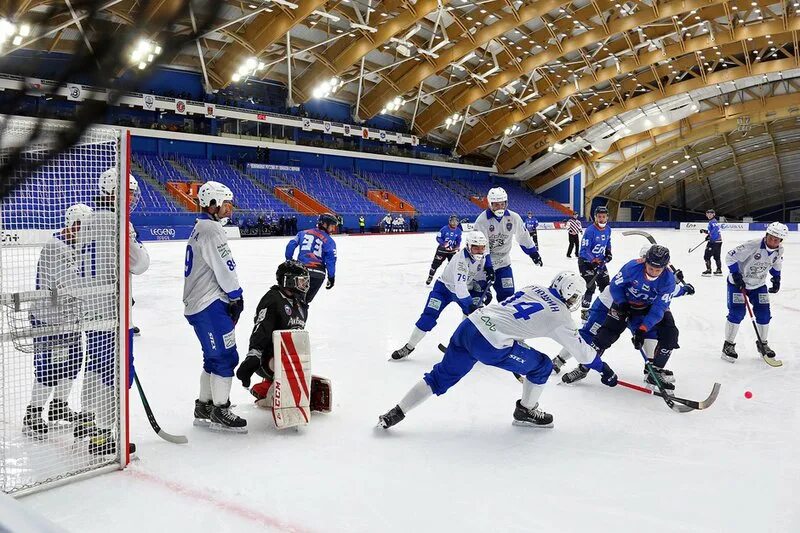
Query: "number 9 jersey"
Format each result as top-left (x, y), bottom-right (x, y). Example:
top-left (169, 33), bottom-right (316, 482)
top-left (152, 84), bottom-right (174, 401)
top-left (467, 285), bottom-right (597, 364)
top-left (183, 214), bottom-right (243, 316)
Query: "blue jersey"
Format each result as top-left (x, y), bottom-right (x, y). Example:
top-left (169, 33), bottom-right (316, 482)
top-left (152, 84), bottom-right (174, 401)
top-left (285, 228), bottom-right (337, 276)
top-left (579, 224), bottom-right (612, 262)
top-left (524, 216), bottom-right (538, 231)
top-left (609, 259), bottom-right (676, 331)
top-left (707, 218), bottom-right (722, 242)
top-left (436, 225), bottom-right (462, 250)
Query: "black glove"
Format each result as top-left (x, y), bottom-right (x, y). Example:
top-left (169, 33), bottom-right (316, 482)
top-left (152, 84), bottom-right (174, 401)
top-left (484, 267), bottom-right (495, 284)
top-left (600, 362), bottom-right (618, 387)
top-left (530, 250), bottom-right (543, 267)
top-left (704, 235), bottom-right (710, 242)
top-left (673, 269), bottom-right (685, 283)
top-left (769, 277), bottom-right (780, 294)
top-left (227, 298), bottom-right (244, 324)
top-left (468, 303), bottom-right (480, 314)
top-left (608, 302), bottom-right (630, 321)
top-left (236, 350), bottom-right (262, 388)
top-left (632, 327), bottom-right (646, 350)
top-left (604, 249), bottom-right (612, 263)
top-left (326, 276), bottom-right (335, 290)
top-left (700, 229), bottom-right (708, 234)
top-left (731, 272), bottom-right (746, 291)
top-left (483, 289), bottom-right (493, 306)
top-left (683, 283), bottom-right (695, 295)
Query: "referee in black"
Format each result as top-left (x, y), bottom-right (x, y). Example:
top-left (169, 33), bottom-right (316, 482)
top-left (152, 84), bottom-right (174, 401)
top-left (566, 212), bottom-right (582, 258)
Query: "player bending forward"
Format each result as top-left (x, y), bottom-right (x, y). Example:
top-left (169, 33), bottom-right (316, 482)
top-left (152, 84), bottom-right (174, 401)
top-left (557, 245), bottom-right (692, 391)
top-left (23, 204), bottom-right (94, 438)
top-left (722, 222), bottom-right (787, 365)
top-left (378, 272), bottom-right (617, 429)
top-left (426, 215), bottom-right (462, 285)
top-left (235, 260), bottom-right (331, 414)
top-left (184, 181), bottom-right (247, 433)
top-left (473, 187), bottom-right (543, 302)
top-left (390, 232), bottom-right (493, 361)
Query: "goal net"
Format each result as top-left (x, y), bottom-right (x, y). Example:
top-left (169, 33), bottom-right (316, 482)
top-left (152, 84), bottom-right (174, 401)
top-left (0, 117), bottom-right (129, 496)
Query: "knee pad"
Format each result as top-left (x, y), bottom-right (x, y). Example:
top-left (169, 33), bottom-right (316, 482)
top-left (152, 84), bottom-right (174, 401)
top-left (656, 325), bottom-right (680, 350)
top-left (525, 357), bottom-right (552, 385)
top-left (415, 298), bottom-right (446, 332)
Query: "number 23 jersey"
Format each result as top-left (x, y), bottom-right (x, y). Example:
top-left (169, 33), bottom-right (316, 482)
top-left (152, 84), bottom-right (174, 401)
top-left (467, 285), bottom-right (597, 363)
top-left (183, 215), bottom-right (243, 316)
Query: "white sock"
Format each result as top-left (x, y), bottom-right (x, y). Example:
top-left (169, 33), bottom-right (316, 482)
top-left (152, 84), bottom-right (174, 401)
top-left (398, 380), bottom-right (433, 413)
top-left (53, 378), bottom-right (75, 402)
top-left (407, 327), bottom-right (426, 349)
top-left (210, 374), bottom-right (232, 407)
top-left (30, 381), bottom-right (51, 409)
top-left (756, 323), bottom-right (769, 343)
top-left (521, 380), bottom-right (546, 409)
top-left (199, 371), bottom-right (212, 402)
top-left (557, 347), bottom-right (572, 362)
top-left (725, 321), bottom-right (740, 343)
top-left (81, 371), bottom-right (101, 418)
top-left (643, 339), bottom-right (657, 360)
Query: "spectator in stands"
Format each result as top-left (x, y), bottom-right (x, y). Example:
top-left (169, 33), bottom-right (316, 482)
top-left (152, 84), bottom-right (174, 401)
top-left (359, 215), bottom-right (366, 233)
top-left (566, 212), bottom-right (582, 258)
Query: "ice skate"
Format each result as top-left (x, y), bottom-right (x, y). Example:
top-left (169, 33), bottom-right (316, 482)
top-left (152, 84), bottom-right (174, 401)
top-left (377, 405), bottom-right (405, 429)
top-left (209, 402), bottom-right (247, 433)
top-left (48, 399), bottom-right (93, 425)
top-left (643, 365), bottom-right (674, 383)
top-left (390, 344), bottom-right (414, 361)
top-left (756, 340), bottom-right (782, 367)
top-left (512, 400), bottom-right (553, 428)
top-left (713, 269), bottom-right (723, 276)
top-left (23, 405), bottom-right (48, 439)
top-left (88, 428), bottom-right (116, 456)
top-left (580, 308), bottom-right (589, 322)
top-left (425, 274), bottom-right (433, 285)
top-left (193, 399), bottom-right (213, 426)
top-left (721, 341), bottom-right (738, 363)
top-left (701, 269), bottom-right (712, 277)
top-left (551, 355), bottom-right (567, 374)
top-left (561, 364), bottom-right (589, 384)
top-left (644, 368), bottom-right (675, 392)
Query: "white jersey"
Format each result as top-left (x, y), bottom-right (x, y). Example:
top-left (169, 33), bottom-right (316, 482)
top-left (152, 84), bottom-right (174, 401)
top-left (726, 238), bottom-right (784, 290)
top-left (382, 215), bottom-right (393, 226)
top-left (473, 209), bottom-right (536, 269)
top-left (468, 284), bottom-right (597, 364)
top-left (439, 249), bottom-right (490, 301)
top-left (31, 233), bottom-right (82, 325)
top-left (183, 216), bottom-right (242, 316)
top-left (129, 222), bottom-right (149, 275)
top-left (79, 209), bottom-right (119, 319)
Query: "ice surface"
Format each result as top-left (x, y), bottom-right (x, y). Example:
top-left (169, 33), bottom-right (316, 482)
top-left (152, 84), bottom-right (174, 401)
top-left (20, 228), bottom-right (800, 532)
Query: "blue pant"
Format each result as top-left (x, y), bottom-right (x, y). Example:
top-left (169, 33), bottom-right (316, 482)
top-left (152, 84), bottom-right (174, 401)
top-left (32, 330), bottom-right (83, 387)
top-left (186, 299), bottom-right (239, 377)
top-left (414, 281), bottom-right (469, 332)
top-left (423, 320), bottom-right (552, 395)
top-left (85, 330), bottom-right (116, 387)
top-left (492, 265), bottom-right (515, 302)
top-left (727, 282), bottom-right (770, 325)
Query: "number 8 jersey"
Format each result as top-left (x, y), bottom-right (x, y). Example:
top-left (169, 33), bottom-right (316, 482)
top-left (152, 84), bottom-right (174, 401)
top-left (467, 285), bottom-right (597, 364)
top-left (183, 214), bottom-right (243, 316)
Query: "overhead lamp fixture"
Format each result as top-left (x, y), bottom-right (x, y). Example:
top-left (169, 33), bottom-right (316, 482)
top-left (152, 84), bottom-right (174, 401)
top-left (312, 10), bottom-right (340, 22)
top-left (270, 0), bottom-right (298, 9)
top-left (311, 76), bottom-right (344, 99)
top-left (444, 113), bottom-right (462, 128)
top-left (232, 56), bottom-right (265, 82)
top-left (351, 23), bottom-right (378, 33)
top-left (504, 124), bottom-right (519, 136)
top-left (380, 96), bottom-right (405, 114)
top-left (0, 18), bottom-right (32, 49)
top-left (130, 39), bottom-right (163, 70)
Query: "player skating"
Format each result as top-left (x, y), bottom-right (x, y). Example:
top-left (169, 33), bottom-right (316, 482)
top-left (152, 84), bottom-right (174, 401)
top-left (378, 272), bottom-right (617, 429)
top-left (473, 187), bottom-right (543, 302)
top-left (560, 245), bottom-right (679, 390)
top-left (23, 204), bottom-right (94, 438)
top-left (721, 222), bottom-right (786, 366)
top-left (391, 232), bottom-right (493, 361)
top-left (285, 213), bottom-right (337, 303)
top-left (184, 181), bottom-right (247, 433)
top-left (382, 213), bottom-right (393, 233)
top-left (426, 214), bottom-right (463, 285)
top-left (77, 171), bottom-right (149, 455)
top-left (524, 211), bottom-right (539, 247)
top-left (578, 206), bottom-right (612, 320)
top-left (235, 260), bottom-right (331, 414)
top-left (701, 209), bottom-right (723, 276)
top-left (556, 245), bottom-right (693, 390)
top-left (392, 214), bottom-right (405, 233)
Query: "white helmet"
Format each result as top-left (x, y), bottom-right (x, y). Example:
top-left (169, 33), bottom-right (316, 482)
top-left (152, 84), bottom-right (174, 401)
top-left (65, 203), bottom-right (93, 228)
top-left (99, 168), bottom-right (141, 209)
top-left (639, 245), bottom-right (651, 258)
top-left (766, 221), bottom-right (788, 241)
top-left (487, 187), bottom-right (508, 217)
top-left (550, 271), bottom-right (586, 312)
top-left (198, 180), bottom-right (234, 208)
top-left (465, 231), bottom-right (488, 261)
